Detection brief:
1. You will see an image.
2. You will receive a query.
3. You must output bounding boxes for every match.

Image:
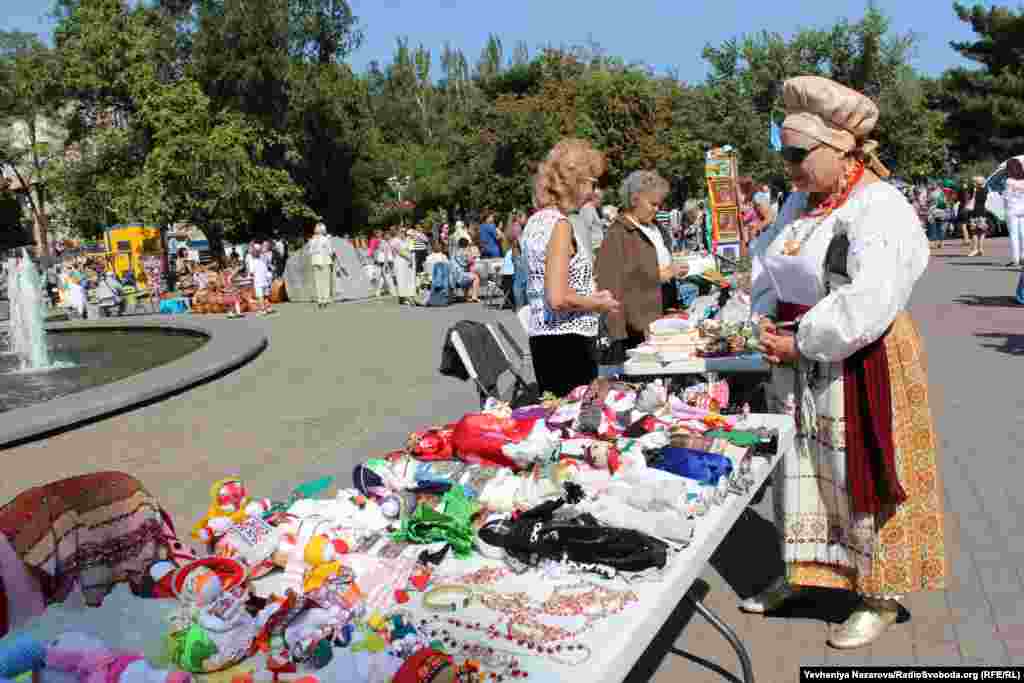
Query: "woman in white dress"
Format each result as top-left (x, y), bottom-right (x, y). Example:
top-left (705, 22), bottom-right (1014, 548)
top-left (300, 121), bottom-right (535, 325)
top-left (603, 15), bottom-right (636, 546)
top-left (745, 76), bottom-right (948, 649)
top-left (391, 229), bottom-right (417, 305)
top-left (308, 222), bottom-right (334, 309)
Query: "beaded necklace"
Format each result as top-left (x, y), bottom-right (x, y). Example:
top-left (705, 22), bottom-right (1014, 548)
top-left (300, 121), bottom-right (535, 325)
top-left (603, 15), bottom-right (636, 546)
top-left (781, 161), bottom-right (865, 256)
top-left (418, 580), bottom-right (637, 671)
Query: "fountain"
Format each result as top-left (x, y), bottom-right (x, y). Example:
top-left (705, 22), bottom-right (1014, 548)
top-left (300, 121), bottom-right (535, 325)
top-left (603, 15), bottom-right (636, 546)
top-left (5, 248), bottom-right (51, 370)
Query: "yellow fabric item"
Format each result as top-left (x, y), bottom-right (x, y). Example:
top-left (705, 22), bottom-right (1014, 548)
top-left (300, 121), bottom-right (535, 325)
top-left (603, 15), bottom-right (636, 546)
top-left (302, 561), bottom-right (342, 593)
top-left (190, 477), bottom-right (251, 539)
top-left (303, 535), bottom-right (329, 565)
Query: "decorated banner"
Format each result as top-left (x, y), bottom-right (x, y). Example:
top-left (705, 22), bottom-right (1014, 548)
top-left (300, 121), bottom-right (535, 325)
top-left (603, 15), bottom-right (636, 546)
top-left (705, 147), bottom-right (740, 258)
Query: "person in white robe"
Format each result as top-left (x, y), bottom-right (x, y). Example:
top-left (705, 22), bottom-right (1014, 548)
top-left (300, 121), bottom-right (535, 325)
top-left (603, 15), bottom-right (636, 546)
top-left (308, 223), bottom-right (334, 309)
top-left (744, 76), bottom-right (948, 651)
top-left (391, 230), bottom-right (417, 304)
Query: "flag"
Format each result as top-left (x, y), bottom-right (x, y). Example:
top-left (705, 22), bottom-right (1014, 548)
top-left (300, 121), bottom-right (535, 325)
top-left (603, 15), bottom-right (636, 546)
top-left (769, 115), bottom-right (782, 152)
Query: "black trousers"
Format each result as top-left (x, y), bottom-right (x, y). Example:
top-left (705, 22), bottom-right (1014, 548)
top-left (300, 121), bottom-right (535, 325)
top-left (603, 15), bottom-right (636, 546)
top-left (414, 250), bottom-right (427, 274)
top-left (529, 333), bottom-right (597, 398)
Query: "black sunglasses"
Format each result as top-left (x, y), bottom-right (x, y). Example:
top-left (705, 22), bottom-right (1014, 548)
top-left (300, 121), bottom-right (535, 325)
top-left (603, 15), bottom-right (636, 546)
top-left (779, 144), bottom-right (821, 164)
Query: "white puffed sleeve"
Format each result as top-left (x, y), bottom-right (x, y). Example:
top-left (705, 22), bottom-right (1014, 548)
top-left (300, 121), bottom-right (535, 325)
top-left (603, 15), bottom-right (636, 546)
top-left (796, 184), bottom-right (929, 363)
top-left (750, 193), bottom-right (806, 317)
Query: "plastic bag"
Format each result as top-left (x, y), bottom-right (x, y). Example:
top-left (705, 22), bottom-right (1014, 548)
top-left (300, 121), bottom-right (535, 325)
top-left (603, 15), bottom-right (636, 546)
top-left (688, 294), bottom-right (720, 322)
top-left (719, 293), bottom-right (751, 324)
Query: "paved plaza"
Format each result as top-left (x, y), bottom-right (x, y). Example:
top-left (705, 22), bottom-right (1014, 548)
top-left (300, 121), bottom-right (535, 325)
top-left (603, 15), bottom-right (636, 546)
top-left (3, 238), bottom-right (1023, 681)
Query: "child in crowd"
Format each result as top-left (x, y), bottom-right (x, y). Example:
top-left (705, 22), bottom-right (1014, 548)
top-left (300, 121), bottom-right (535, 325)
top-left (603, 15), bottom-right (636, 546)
top-left (424, 240), bottom-right (449, 280)
top-left (248, 244), bottom-right (275, 315)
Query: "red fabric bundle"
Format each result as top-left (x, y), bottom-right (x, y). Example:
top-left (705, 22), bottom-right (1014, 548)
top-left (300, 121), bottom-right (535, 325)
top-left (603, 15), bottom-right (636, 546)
top-left (451, 414), bottom-right (540, 469)
top-left (408, 428), bottom-right (456, 461)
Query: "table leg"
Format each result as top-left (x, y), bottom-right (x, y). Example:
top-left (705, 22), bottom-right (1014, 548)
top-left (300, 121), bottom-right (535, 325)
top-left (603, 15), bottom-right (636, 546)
top-left (682, 594), bottom-right (755, 683)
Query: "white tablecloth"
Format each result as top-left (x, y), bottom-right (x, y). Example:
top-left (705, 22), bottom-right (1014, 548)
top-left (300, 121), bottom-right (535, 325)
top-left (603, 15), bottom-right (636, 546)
top-left (4, 414), bottom-right (794, 683)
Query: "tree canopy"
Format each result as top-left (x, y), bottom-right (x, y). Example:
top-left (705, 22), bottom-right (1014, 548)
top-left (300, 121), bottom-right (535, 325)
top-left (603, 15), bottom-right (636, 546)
top-left (0, 0), bottom-right (1012, 250)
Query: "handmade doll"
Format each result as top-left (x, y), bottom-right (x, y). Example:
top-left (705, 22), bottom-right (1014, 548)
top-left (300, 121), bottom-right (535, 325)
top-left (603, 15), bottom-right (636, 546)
top-left (191, 478), bottom-right (271, 545)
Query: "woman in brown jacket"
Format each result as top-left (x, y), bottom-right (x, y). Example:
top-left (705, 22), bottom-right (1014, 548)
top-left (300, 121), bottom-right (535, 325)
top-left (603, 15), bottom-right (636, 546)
top-left (596, 170), bottom-right (689, 357)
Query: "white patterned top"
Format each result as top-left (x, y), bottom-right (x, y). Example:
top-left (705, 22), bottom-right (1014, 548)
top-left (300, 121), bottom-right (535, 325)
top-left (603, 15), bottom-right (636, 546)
top-left (522, 207), bottom-right (598, 338)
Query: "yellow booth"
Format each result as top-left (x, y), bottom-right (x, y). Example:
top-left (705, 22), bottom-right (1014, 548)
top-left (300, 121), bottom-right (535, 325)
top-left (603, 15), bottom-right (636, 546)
top-left (103, 224), bottom-right (163, 283)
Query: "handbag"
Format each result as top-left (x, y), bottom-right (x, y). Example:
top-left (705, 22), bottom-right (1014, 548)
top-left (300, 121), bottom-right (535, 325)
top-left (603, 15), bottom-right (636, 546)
top-left (592, 313), bottom-right (619, 365)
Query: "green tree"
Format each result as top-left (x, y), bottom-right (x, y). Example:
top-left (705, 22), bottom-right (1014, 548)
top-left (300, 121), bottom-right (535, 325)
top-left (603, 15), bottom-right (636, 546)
top-left (0, 31), bottom-right (66, 255)
top-left (932, 3), bottom-right (1024, 162)
top-left (699, 4), bottom-right (941, 184)
top-left (289, 0), bottom-right (363, 65)
top-left (125, 79), bottom-right (311, 254)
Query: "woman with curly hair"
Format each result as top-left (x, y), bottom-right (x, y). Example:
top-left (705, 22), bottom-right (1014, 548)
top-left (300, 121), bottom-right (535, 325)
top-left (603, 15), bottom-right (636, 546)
top-left (522, 138), bottom-right (621, 397)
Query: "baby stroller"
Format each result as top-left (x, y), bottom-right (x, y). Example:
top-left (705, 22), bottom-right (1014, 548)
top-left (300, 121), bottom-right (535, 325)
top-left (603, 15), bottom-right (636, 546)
top-left (426, 261), bottom-right (452, 307)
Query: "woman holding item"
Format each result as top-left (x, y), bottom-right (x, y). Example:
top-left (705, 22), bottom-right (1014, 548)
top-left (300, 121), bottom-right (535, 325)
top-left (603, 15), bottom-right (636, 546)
top-left (522, 138), bottom-right (620, 397)
top-left (596, 170), bottom-right (688, 358)
top-left (747, 76), bottom-right (947, 649)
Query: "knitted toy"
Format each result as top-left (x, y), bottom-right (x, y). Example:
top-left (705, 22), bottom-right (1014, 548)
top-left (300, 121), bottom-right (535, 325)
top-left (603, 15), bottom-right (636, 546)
top-left (43, 632), bottom-right (192, 683)
top-left (191, 478), bottom-right (271, 545)
top-left (272, 532), bottom-right (349, 595)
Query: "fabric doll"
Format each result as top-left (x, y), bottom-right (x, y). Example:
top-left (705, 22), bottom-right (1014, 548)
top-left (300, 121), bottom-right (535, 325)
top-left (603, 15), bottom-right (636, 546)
top-left (191, 478), bottom-right (271, 544)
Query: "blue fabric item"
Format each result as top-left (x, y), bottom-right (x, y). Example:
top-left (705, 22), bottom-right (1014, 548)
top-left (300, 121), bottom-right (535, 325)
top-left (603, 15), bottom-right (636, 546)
top-left (428, 261), bottom-right (451, 307)
top-left (1017, 271), bottom-right (1024, 305)
top-left (415, 462), bottom-right (452, 486)
top-left (676, 282), bottom-right (700, 309)
top-left (0, 636), bottom-right (45, 680)
top-left (159, 298), bottom-right (188, 314)
top-left (652, 447), bottom-right (734, 486)
top-left (479, 223), bottom-right (501, 258)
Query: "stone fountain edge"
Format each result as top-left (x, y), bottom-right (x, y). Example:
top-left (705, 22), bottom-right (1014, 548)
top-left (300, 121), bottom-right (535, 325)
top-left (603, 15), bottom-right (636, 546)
top-left (0, 316), bottom-right (268, 448)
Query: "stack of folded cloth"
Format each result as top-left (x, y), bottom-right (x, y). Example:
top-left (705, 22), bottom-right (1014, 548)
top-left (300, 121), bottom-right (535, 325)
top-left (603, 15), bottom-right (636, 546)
top-left (628, 317), bottom-right (709, 363)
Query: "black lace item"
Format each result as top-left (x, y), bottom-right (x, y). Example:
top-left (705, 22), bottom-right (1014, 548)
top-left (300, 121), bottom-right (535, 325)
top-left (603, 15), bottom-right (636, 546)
top-left (478, 483), bottom-right (669, 574)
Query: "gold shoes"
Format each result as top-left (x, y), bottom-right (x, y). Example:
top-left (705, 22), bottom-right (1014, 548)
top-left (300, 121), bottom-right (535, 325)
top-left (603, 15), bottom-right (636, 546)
top-left (828, 598), bottom-right (901, 649)
top-left (738, 577), bottom-right (806, 614)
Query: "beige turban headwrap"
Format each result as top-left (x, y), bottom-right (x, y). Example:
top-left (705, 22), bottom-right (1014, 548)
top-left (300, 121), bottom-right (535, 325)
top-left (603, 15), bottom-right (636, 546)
top-left (781, 75), bottom-right (889, 178)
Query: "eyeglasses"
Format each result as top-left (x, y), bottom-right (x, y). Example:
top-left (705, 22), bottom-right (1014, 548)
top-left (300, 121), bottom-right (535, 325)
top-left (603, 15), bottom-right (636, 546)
top-left (779, 144), bottom-right (820, 164)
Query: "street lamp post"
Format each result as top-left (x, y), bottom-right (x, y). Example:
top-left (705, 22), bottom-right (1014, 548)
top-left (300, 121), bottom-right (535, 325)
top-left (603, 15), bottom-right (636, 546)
top-left (386, 175), bottom-right (412, 224)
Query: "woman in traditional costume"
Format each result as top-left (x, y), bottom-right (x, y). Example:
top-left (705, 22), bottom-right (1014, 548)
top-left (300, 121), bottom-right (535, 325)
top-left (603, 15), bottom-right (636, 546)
top-left (745, 76), bottom-right (948, 649)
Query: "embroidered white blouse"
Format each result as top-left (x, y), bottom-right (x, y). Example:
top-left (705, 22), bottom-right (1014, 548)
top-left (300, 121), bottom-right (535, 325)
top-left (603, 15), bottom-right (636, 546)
top-left (750, 182), bottom-right (929, 363)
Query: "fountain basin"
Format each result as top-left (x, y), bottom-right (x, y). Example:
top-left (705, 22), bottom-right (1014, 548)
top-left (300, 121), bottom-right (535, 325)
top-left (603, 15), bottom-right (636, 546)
top-left (0, 317), bottom-right (267, 447)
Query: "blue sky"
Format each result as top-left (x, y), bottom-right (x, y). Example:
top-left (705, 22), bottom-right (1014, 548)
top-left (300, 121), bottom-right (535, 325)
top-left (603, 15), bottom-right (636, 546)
top-left (0, 0), bottom-right (986, 81)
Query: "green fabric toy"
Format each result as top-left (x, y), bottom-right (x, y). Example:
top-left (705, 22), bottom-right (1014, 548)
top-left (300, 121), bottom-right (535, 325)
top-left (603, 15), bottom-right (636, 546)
top-left (391, 486), bottom-right (479, 558)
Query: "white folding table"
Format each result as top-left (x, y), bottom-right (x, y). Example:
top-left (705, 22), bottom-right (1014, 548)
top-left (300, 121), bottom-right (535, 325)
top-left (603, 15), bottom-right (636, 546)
top-left (8, 415), bottom-right (793, 683)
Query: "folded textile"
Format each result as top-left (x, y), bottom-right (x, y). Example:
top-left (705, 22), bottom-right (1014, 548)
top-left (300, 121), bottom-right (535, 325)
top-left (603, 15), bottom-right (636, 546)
top-left (0, 471), bottom-right (175, 631)
top-left (651, 448), bottom-right (734, 486)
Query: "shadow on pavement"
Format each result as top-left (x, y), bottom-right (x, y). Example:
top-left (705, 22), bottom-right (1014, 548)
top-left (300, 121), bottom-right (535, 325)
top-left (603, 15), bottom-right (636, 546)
top-left (624, 579), bottom-right (707, 683)
top-left (953, 295), bottom-right (1021, 308)
top-left (710, 508), bottom-right (785, 599)
top-left (976, 332), bottom-right (1024, 356)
